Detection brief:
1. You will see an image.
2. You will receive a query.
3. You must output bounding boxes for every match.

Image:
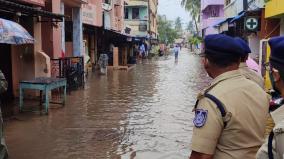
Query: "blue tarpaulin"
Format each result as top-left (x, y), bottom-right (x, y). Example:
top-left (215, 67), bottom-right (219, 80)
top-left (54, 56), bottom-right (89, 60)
top-left (212, 18), bottom-right (232, 27)
top-left (230, 11), bottom-right (246, 23)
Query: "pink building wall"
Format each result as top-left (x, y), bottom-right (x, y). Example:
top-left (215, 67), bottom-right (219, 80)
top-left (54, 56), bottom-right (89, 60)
top-left (109, 0), bottom-right (125, 32)
top-left (85, 0), bottom-right (103, 27)
top-left (52, 0), bottom-right (62, 58)
top-left (201, 0), bottom-right (225, 35)
top-left (201, 0), bottom-right (224, 11)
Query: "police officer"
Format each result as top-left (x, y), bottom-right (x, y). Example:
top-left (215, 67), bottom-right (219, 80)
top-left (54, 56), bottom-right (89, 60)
top-left (0, 70), bottom-right (8, 159)
top-left (190, 34), bottom-right (270, 159)
top-left (256, 36), bottom-right (284, 159)
top-left (235, 37), bottom-right (264, 88)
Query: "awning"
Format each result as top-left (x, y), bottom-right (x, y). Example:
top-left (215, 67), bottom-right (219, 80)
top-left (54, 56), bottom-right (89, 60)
top-left (213, 18), bottom-right (232, 27)
top-left (230, 11), bottom-right (246, 23)
top-left (0, 0), bottom-right (64, 21)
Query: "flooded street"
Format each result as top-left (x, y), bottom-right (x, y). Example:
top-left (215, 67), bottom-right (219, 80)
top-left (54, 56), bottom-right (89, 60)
top-left (5, 49), bottom-right (210, 159)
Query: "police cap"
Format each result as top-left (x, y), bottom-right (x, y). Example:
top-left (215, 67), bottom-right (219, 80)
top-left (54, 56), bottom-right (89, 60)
top-left (204, 34), bottom-right (245, 56)
top-left (235, 37), bottom-right (251, 54)
top-left (268, 36), bottom-right (284, 70)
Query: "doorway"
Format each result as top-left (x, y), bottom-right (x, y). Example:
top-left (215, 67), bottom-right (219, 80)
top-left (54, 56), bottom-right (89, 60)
top-left (0, 44), bottom-right (13, 100)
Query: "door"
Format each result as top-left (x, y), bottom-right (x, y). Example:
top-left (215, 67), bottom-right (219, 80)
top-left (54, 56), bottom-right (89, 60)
top-left (0, 44), bottom-right (13, 100)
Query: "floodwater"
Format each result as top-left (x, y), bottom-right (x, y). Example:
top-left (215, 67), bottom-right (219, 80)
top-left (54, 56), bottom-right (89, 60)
top-left (5, 49), bottom-right (210, 159)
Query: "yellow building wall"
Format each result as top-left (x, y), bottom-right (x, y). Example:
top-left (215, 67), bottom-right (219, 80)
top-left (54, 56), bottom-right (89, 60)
top-left (265, 0), bottom-right (284, 18)
top-left (265, 45), bottom-right (272, 91)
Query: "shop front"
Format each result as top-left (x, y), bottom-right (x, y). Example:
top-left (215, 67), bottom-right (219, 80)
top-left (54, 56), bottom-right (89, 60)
top-left (0, 0), bottom-right (63, 115)
top-left (82, 0), bottom-right (103, 72)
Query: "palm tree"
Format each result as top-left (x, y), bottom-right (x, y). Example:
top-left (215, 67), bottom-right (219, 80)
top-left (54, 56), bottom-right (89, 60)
top-left (181, 0), bottom-right (201, 34)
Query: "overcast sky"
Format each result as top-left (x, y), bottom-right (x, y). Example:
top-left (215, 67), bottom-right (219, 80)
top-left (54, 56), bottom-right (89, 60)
top-left (158, 0), bottom-right (192, 27)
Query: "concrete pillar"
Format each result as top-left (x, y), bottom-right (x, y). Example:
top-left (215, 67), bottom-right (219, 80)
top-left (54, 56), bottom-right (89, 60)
top-left (113, 47), bottom-right (119, 67)
top-left (34, 18), bottom-right (51, 78)
top-left (52, 0), bottom-right (62, 58)
top-left (33, 19), bottom-right (42, 54)
top-left (61, 1), bottom-right (65, 57)
top-left (90, 34), bottom-right (95, 64)
top-left (73, 7), bottom-right (83, 57)
top-left (122, 46), bottom-right (127, 66)
top-left (33, 18), bottom-right (42, 78)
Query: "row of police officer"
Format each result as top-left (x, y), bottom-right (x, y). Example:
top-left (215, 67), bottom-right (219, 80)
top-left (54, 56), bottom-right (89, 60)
top-left (189, 34), bottom-right (284, 159)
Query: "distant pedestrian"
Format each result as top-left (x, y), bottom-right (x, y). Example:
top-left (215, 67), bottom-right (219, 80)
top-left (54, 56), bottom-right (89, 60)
top-left (235, 37), bottom-right (264, 88)
top-left (189, 34), bottom-right (269, 159)
top-left (173, 45), bottom-right (180, 60)
top-left (139, 43), bottom-right (145, 58)
top-left (144, 42), bottom-right (148, 57)
top-left (0, 70), bottom-right (8, 159)
top-left (256, 36), bottom-right (284, 159)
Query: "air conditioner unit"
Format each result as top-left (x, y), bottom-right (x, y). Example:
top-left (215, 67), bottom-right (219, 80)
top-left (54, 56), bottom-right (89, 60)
top-left (102, 3), bottom-right (112, 11)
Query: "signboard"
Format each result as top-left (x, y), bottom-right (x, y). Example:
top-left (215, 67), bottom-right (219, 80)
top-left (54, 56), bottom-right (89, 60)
top-left (139, 24), bottom-right (147, 32)
top-left (245, 17), bottom-right (259, 31)
top-left (82, 4), bottom-right (96, 26)
top-left (20, 0), bottom-right (45, 6)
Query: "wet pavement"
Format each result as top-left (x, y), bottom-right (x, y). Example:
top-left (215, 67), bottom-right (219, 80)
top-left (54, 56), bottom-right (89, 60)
top-left (5, 49), bottom-right (210, 159)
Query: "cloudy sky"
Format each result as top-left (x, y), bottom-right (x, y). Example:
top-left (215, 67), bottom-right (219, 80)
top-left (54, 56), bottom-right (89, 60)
top-left (157, 0), bottom-right (192, 27)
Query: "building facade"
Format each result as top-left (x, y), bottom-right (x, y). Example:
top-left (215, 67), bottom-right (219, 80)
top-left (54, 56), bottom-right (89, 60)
top-left (217, 0), bottom-right (268, 60)
top-left (0, 0), bottom-right (64, 100)
top-left (149, 0), bottom-right (158, 39)
top-left (265, 0), bottom-right (284, 35)
top-left (124, 0), bottom-right (158, 40)
top-left (201, 0), bottom-right (224, 36)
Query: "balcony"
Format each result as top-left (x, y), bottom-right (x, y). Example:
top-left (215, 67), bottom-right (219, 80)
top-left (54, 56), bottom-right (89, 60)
top-left (265, 0), bottom-right (284, 18)
top-left (126, 0), bottom-right (148, 7)
top-left (62, 0), bottom-right (87, 7)
top-left (201, 0), bottom-right (224, 11)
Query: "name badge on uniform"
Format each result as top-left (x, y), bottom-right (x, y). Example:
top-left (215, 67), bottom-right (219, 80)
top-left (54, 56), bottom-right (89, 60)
top-left (193, 109), bottom-right (208, 128)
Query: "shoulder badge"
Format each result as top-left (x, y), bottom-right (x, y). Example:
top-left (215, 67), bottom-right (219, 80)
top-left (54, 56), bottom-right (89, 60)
top-left (193, 109), bottom-right (208, 128)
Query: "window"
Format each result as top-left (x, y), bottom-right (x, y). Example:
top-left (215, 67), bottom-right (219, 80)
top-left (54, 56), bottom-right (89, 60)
top-left (104, 0), bottom-right (111, 4)
top-left (124, 8), bottom-right (129, 19)
top-left (211, 9), bottom-right (218, 17)
top-left (132, 8), bottom-right (140, 19)
top-left (225, 0), bottom-right (231, 6)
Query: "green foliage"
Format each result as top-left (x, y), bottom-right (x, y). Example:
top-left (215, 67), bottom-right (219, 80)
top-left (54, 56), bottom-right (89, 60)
top-left (188, 36), bottom-right (202, 45)
top-left (175, 17), bottom-right (183, 34)
top-left (186, 21), bottom-right (195, 33)
top-left (181, 0), bottom-right (201, 34)
top-left (158, 15), bottom-right (178, 44)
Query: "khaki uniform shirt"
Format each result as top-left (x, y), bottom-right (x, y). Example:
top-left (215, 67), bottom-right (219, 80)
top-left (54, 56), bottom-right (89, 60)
top-left (256, 105), bottom-right (284, 159)
top-left (191, 70), bottom-right (270, 159)
top-left (239, 62), bottom-right (264, 89)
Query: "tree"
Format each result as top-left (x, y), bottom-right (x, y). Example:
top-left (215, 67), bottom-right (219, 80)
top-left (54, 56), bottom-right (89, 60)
top-left (158, 15), bottom-right (178, 44)
top-left (181, 0), bottom-right (201, 34)
top-left (186, 21), bottom-right (195, 33)
top-left (175, 17), bottom-right (183, 34)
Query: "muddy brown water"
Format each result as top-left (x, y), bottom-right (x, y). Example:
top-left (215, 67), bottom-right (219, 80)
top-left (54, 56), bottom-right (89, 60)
top-left (5, 49), bottom-right (210, 159)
